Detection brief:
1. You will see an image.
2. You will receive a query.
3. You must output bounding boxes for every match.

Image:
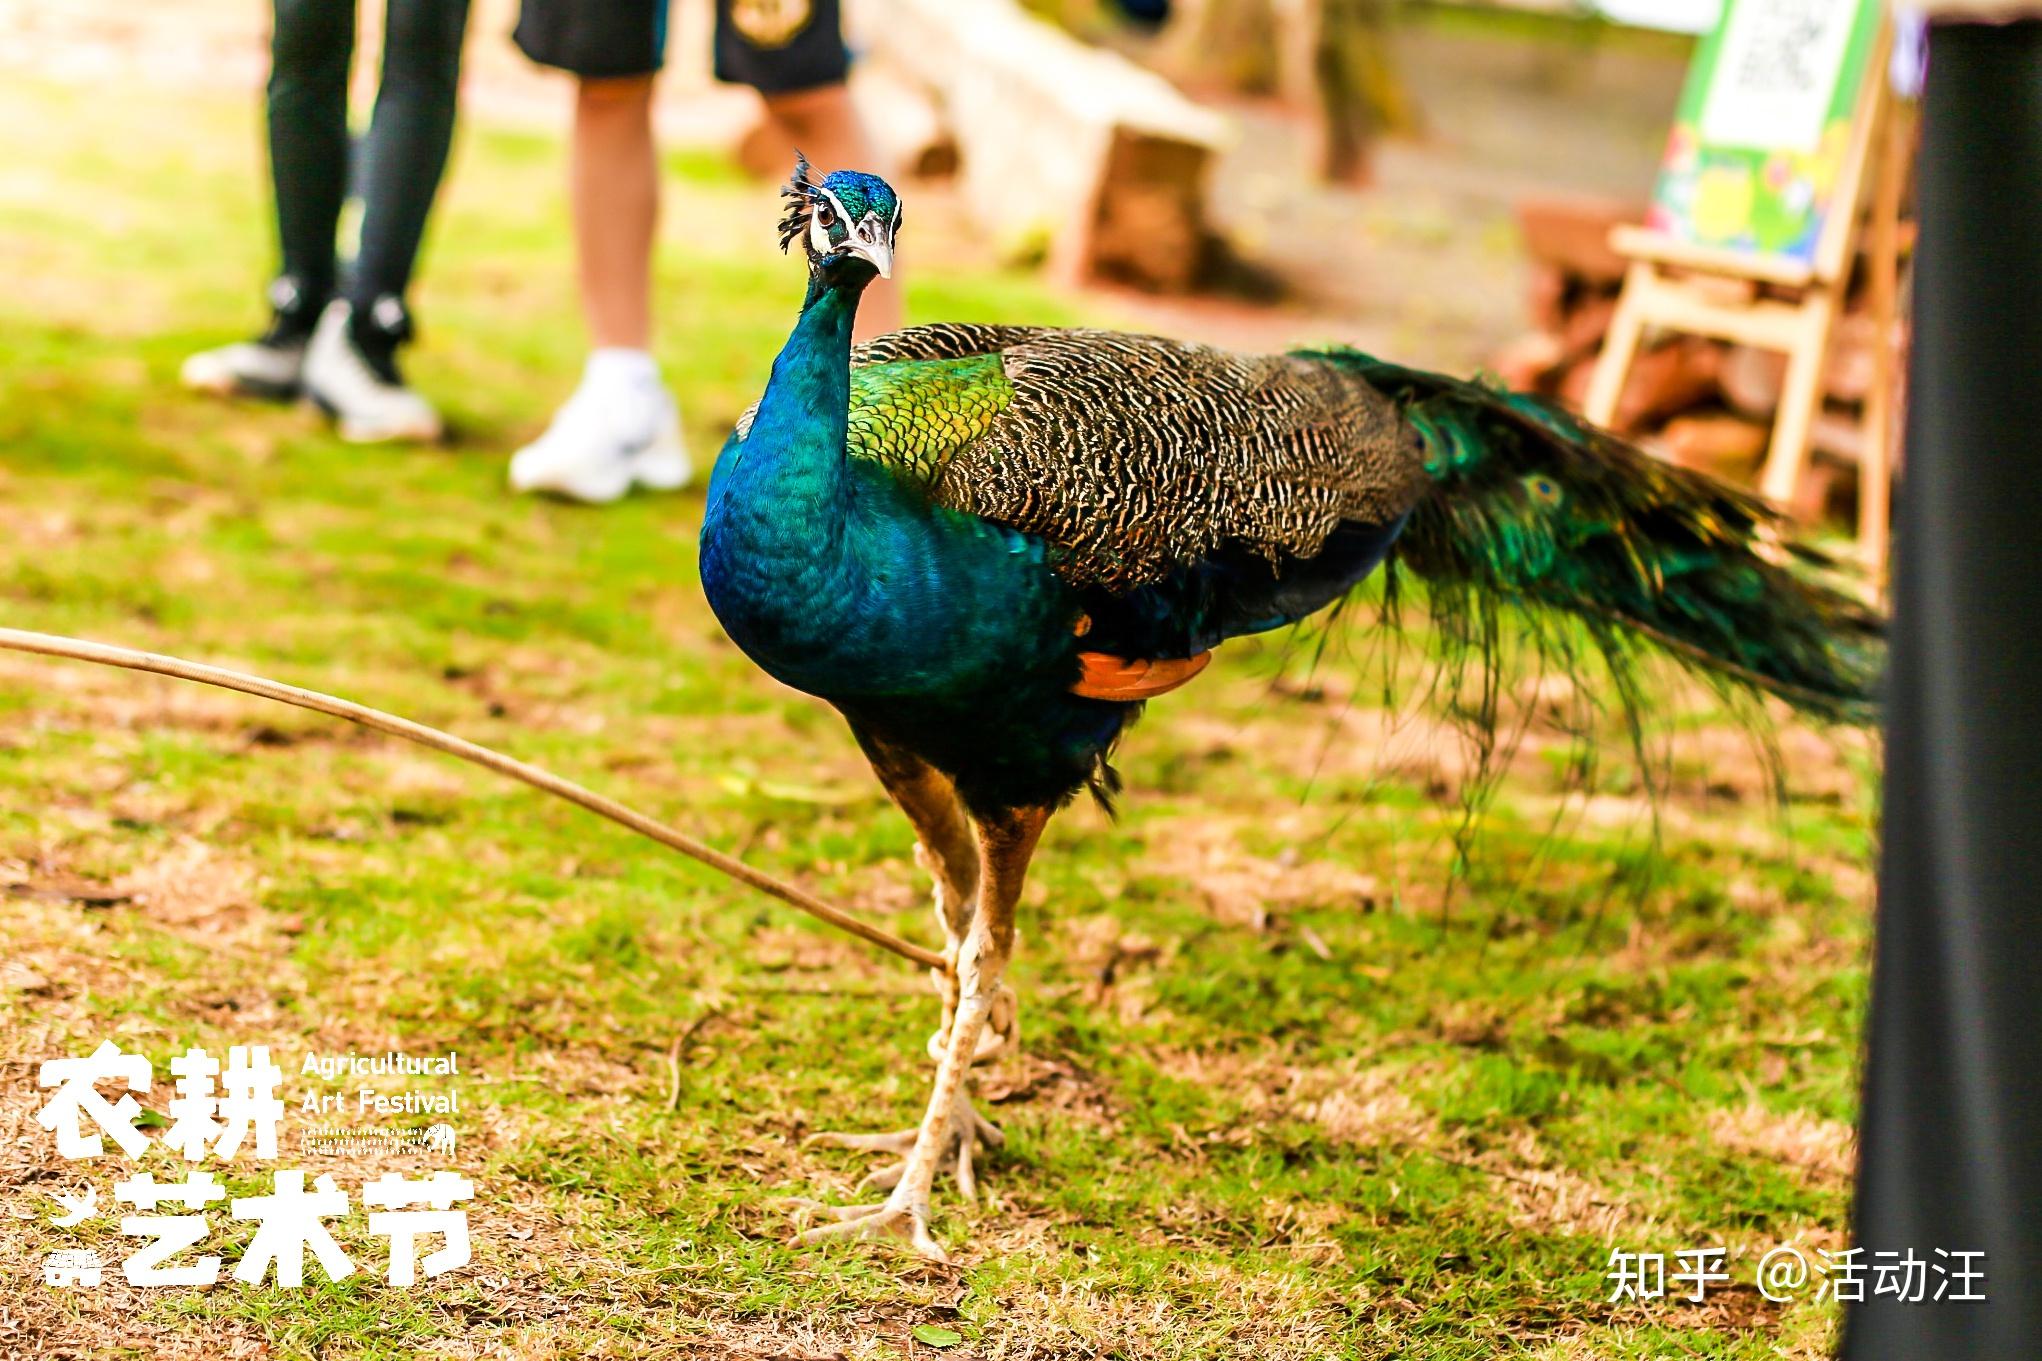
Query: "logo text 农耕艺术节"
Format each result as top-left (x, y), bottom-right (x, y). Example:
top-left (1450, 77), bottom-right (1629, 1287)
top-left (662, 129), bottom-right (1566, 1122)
top-left (32, 1038), bottom-right (477, 1291)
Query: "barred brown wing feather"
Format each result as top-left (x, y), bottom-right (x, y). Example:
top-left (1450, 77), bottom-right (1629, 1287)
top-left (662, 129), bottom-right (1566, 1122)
top-left (851, 323), bottom-right (1059, 366)
top-left (917, 330), bottom-right (1429, 592)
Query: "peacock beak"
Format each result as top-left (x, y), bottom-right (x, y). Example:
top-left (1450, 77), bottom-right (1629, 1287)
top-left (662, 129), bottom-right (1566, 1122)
top-left (843, 213), bottom-right (894, 278)
top-left (850, 241), bottom-right (894, 279)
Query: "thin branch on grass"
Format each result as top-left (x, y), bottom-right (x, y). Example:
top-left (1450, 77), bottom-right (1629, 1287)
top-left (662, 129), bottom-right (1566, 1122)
top-left (0, 628), bottom-right (945, 971)
top-left (667, 1008), bottom-right (727, 1109)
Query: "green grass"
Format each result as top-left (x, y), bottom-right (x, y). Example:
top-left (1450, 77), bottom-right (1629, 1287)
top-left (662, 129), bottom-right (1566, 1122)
top-left (0, 77), bottom-right (1874, 1359)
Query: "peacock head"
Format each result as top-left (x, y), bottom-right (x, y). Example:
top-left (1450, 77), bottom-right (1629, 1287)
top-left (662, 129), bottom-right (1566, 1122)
top-left (778, 155), bottom-right (900, 283)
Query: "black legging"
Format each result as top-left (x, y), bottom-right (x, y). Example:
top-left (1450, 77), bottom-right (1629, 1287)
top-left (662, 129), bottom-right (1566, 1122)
top-left (267, 0), bottom-right (470, 315)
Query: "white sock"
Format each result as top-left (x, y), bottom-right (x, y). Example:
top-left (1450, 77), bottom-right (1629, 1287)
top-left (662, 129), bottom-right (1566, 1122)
top-left (582, 347), bottom-right (661, 393)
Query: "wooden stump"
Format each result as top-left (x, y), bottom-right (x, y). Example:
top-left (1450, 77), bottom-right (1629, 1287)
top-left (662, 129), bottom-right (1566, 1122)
top-left (850, 0), bottom-right (1232, 292)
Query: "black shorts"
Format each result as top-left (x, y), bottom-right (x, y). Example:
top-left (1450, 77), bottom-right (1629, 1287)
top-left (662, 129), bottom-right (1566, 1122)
top-left (514, 0), bottom-right (849, 93)
top-left (514, 0), bottom-right (669, 80)
top-left (713, 0), bottom-right (849, 95)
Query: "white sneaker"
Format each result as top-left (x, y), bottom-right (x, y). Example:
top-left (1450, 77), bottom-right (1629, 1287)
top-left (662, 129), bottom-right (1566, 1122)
top-left (181, 336), bottom-right (308, 400)
top-left (301, 299), bottom-right (443, 444)
top-left (508, 351), bottom-right (693, 503)
top-left (181, 277), bottom-right (321, 400)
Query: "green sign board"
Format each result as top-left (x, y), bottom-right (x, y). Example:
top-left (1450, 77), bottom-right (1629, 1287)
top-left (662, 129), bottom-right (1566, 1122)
top-left (1646, 0), bottom-right (1883, 263)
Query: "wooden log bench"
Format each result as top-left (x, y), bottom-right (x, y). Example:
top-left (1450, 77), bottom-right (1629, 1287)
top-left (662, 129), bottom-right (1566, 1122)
top-left (848, 0), bottom-right (1234, 293)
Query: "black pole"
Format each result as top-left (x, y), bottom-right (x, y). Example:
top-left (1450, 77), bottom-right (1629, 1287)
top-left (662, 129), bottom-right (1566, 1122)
top-left (1844, 19), bottom-right (2042, 1360)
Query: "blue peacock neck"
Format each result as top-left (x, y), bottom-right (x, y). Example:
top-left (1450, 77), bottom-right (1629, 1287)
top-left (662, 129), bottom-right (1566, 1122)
top-left (698, 259), bottom-right (879, 687)
top-left (732, 263), bottom-right (869, 512)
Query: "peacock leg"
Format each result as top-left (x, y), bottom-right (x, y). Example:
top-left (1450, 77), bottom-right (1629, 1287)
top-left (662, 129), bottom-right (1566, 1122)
top-left (791, 805), bottom-right (1046, 1260)
top-left (803, 731), bottom-right (1011, 1192)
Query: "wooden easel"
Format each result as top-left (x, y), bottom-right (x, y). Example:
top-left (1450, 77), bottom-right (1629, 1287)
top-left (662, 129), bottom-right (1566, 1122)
top-left (1584, 19), bottom-right (1902, 571)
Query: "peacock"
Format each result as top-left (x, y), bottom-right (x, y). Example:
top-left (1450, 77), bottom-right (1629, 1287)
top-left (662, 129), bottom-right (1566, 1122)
top-left (697, 160), bottom-right (1883, 1260)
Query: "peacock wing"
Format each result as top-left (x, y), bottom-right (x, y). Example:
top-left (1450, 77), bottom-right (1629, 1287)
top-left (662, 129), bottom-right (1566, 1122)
top-left (921, 330), bottom-right (1429, 592)
top-left (724, 325), bottom-right (1036, 488)
top-left (840, 353), bottom-right (1019, 491)
top-left (739, 324), bottom-right (1429, 595)
top-left (850, 323), bottom-right (1060, 366)
top-left (832, 325), bottom-right (1047, 491)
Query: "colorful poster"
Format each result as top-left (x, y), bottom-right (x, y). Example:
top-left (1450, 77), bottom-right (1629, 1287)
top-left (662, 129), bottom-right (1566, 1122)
top-left (1646, 0), bottom-right (1882, 263)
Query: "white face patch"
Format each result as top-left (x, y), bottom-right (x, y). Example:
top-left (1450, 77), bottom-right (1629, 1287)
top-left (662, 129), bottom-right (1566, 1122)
top-left (807, 185), bottom-right (899, 265)
top-left (808, 186), bottom-right (853, 257)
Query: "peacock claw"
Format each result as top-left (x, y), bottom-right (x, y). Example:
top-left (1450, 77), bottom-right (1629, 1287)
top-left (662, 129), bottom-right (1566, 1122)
top-left (804, 1127), bottom-right (919, 1155)
top-left (788, 1194), bottom-right (949, 1262)
top-left (805, 1091), bottom-right (1005, 1203)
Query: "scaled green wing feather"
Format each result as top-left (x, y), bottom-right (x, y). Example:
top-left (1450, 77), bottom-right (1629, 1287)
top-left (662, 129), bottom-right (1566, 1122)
top-left (845, 354), bottom-right (1015, 489)
top-left (728, 325), bottom-right (1031, 488)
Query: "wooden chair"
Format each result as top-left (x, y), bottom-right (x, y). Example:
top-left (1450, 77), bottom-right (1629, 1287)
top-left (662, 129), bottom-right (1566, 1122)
top-left (1584, 10), bottom-right (1898, 568)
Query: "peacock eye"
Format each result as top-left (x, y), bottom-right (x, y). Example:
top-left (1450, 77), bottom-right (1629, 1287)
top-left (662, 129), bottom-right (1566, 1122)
top-left (814, 202), bottom-right (836, 229)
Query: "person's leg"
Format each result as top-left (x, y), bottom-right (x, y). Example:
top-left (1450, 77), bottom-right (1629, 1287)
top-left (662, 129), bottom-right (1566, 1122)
top-left (506, 78), bottom-right (685, 497)
top-left (183, 0), bottom-right (353, 398)
top-left (349, 0), bottom-right (471, 320)
top-left (571, 75), bottom-right (659, 351)
top-left (268, 0), bottom-right (355, 313)
top-left (509, 0), bottom-right (690, 500)
top-left (754, 84), bottom-right (902, 337)
top-left (300, 0), bottom-right (469, 443)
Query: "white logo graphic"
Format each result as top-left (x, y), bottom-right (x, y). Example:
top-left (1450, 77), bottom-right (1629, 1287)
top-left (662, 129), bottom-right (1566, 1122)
top-left (47, 1184), bottom-right (97, 1227)
top-left (31, 1037), bottom-right (480, 1291)
top-left (43, 1249), bottom-right (104, 1287)
top-left (36, 1040), bottom-right (152, 1159)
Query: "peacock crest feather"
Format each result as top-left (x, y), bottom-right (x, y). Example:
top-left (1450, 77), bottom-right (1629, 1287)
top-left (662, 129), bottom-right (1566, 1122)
top-left (777, 152), bottom-right (821, 257)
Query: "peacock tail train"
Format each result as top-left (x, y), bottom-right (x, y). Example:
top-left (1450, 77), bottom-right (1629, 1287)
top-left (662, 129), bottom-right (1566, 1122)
top-left (1297, 347), bottom-right (1887, 730)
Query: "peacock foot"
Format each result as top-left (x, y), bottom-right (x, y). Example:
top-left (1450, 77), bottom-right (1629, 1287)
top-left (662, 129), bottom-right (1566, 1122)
top-left (785, 1190), bottom-right (949, 1262)
top-left (804, 1086), bottom-right (1005, 1201)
